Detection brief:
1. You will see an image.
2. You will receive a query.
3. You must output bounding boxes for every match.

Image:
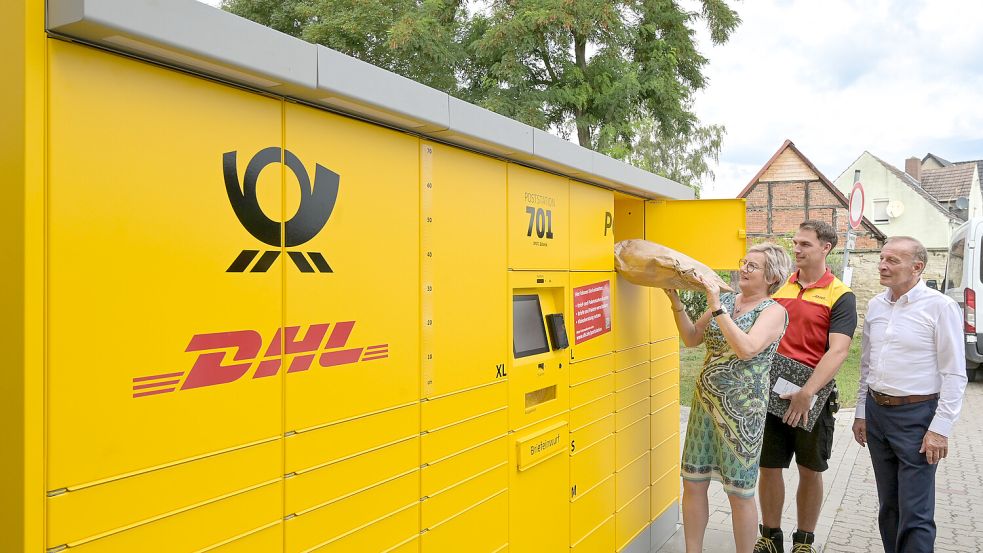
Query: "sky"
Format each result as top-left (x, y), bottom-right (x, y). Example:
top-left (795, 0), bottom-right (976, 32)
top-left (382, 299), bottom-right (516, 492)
top-left (197, 0), bottom-right (983, 198)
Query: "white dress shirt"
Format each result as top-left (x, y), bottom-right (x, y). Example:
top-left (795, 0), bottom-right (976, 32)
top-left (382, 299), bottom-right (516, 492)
top-left (855, 280), bottom-right (967, 436)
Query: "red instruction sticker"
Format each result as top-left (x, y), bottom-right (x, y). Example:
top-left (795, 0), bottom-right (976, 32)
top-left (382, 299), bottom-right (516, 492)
top-left (573, 281), bottom-right (612, 344)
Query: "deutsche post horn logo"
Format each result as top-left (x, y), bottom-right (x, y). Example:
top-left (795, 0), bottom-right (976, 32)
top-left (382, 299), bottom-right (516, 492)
top-left (223, 147), bottom-right (339, 273)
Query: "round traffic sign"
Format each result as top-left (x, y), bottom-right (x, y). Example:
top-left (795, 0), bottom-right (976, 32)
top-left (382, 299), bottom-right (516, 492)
top-left (848, 182), bottom-right (865, 229)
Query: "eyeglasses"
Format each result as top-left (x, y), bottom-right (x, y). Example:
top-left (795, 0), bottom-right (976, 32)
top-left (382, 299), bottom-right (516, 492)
top-left (739, 259), bottom-right (762, 274)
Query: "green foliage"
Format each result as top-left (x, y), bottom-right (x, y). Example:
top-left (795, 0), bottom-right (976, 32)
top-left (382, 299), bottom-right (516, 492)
top-left (221, 0), bottom-right (740, 192)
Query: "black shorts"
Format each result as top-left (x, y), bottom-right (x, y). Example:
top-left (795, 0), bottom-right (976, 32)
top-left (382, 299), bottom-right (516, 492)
top-left (759, 401), bottom-right (835, 472)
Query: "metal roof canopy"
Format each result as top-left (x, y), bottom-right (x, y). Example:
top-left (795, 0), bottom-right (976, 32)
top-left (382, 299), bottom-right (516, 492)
top-left (46, 0), bottom-right (694, 201)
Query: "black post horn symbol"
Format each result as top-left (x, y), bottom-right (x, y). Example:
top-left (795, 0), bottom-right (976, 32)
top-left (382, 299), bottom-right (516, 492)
top-left (223, 147), bottom-right (339, 273)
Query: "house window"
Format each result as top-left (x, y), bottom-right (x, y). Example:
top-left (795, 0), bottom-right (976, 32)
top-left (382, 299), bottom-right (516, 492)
top-left (872, 199), bottom-right (889, 224)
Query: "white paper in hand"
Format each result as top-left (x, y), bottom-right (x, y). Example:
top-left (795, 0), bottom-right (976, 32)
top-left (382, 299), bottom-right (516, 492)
top-left (772, 377), bottom-right (818, 409)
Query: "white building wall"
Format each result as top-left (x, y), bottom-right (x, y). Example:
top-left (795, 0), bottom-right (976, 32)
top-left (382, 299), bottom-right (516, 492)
top-left (832, 153), bottom-right (958, 249)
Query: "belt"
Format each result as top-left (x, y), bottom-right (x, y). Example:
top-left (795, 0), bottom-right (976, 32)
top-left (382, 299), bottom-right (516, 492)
top-left (869, 390), bottom-right (939, 407)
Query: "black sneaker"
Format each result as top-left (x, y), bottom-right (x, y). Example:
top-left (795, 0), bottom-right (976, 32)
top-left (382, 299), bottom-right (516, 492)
top-left (791, 530), bottom-right (818, 553)
top-left (753, 524), bottom-right (783, 553)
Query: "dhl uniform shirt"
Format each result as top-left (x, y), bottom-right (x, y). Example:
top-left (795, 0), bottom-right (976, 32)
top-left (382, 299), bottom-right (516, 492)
top-left (773, 268), bottom-right (857, 368)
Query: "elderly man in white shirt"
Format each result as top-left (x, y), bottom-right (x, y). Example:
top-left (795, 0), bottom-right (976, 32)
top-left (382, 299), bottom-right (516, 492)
top-left (852, 236), bottom-right (967, 553)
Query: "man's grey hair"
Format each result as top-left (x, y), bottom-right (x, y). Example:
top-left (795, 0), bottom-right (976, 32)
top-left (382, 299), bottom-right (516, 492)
top-left (886, 236), bottom-right (928, 274)
top-left (748, 242), bottom-right (794, 295)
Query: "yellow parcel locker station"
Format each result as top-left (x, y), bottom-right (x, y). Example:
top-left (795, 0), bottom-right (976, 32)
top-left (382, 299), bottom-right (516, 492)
top-left (3, 1), bottom-right (750, 550)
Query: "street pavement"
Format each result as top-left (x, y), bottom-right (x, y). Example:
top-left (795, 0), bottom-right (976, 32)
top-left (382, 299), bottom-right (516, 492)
top-left (656, 381), bottom-right (983, 552)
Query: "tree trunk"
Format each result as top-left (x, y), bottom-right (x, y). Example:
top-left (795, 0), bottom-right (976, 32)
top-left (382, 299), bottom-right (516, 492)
top-left (574, 34), bottom-right (591, 148)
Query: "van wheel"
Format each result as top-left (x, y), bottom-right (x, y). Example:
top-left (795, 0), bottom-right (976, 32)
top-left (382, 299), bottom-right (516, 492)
top-left (969, 366), bottom-right (980, 382)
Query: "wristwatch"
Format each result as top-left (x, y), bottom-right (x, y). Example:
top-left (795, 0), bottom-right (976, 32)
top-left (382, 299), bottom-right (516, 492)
top-left (711, 307), bottom-right (728, 318)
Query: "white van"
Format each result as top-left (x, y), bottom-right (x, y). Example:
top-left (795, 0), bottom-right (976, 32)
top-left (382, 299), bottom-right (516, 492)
top-left (943, 217), bottom-right (983, 381)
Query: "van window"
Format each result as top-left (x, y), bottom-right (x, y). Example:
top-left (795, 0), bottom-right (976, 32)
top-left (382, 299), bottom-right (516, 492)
top-left (945, 238), bottom-right (965, 291)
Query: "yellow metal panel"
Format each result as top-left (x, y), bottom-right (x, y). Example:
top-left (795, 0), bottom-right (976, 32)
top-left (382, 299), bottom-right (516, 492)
top-left (615, 363), bottom-right (649, 391)
top-left (569, 351), bottom-right (614, 387)
top-left (569, 181), bottom-right (615, 271)
top-left (4, 3), bottom-right (46, 551)
top-left (422, 463), bottom-right (508, 528)
top-left (422, 407), bottom-right (508, 464)
top-left (67, 481), bottom-right (282, 553)
top-left (616, 380), bottom-right (649, 410)
top-left (651, 467), bottom-right (678, 522)
top-left (422, 381), bottom-right (507, 431)
top-left (285, 436), bottom-right (419, 515)
top-left (615, 398), bottom-right (650, 432)
top-left (284, 102), bottom-right (420, 431)
top-left (508, 165), bottom-right (569, 270)
top-left (422, 141), bottom-right (508, 397)
top-left (305, 503), bottom-right (419, 553)
top-left (650, 337), bottom-right (678, 360)
top-left (285, 471), bottom-right (418, 553)
top-left (645, 199), bottom-right (746, 270)
top-left (570, 373), bottom-right (615, 411)
top-left (616, 452), bottom-right (651, 510)
top-left (48, 440), bottom-right (280, 548)
top-left (421, 491), bottom-right (508, 553)
top-left (568, 272), bottom-right (615, 362)
top-left (614, 276), bottom-right (651, 353)
top-left (570, 475), bottom-right (615, 545)
top-left (285, 403), bottom-right (418, 473)
top-left (615, 486), bottom-right (651, 552)
top-left (650, 352), bottom-right (679, 376)
top-left (569, 393), bottom-right (615, 431)
top-left (384, 535), bottom-right (420, 553)
top-left (650, 403), bottom-right (680, 451)
top-left (650, 385), bottom-right (679, 414)
top-left (614, 345), bottom-right (649, 372)
top-left (649, 290), bottom-right (678, 344)
top-left (616, 416), bottom-right (650, 471)
top-left (570, 434), bottom-right (615, 494)
top-left (47, 41), bottom-right (283, 491)
top-left (508, 416), bottom-right (569, 553)
top-left (422, 436), bottom-right (508, 497)
top-left (516, 421), bottom-right (568, 472)
top-left (649, 370), bottom-right (677, 401)
top-left (651, 433), bottom-right (679, 484)
top-left (508, 272), bottom-right (570, 430)
top-left (570, 414), bottom-right (616, 454)
top-left (571, 515), bottom-right (615, 552)
top-left (205, 524), bottom-right (283, 553)
top-left (613, 194), bottom-right (650, 352)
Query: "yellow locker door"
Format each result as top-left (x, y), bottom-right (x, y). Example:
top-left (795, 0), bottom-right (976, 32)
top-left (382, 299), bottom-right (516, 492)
top-left (568, 272), bottom-right (615, 363)
top-left (569, 181), bottom-right (614, 271)
top-left (507, 165), bottom-right (569, 270)
top-left (644, 198), bottom-right (746, 270)
top-left (421, 141), bottom-right (507, 397)
top-left (613, 194), bottom-right (649, 351)
top-left (283, 102), bottom-right (420, 431)
top-left (46, 42), bottom-right (283, 550)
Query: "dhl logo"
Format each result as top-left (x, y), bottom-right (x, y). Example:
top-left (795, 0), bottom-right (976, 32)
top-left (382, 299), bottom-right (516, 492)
top-left (132, 322), bottom-right (387, 398)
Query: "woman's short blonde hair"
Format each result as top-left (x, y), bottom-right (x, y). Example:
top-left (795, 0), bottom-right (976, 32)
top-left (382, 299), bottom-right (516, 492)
top-left (747, 242), bottom-right (794, 295)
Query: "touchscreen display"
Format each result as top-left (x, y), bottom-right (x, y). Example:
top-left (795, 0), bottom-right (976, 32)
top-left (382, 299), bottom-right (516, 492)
top-left (513, 294), bottom-right (550, 358)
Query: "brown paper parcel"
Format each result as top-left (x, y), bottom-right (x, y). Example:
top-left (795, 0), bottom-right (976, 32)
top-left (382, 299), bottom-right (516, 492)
top-left (614, 239), bottom-right (733, 292)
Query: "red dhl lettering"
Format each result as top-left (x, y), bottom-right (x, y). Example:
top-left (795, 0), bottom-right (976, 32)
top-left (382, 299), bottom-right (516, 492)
top-left (131, 321), bottom-right (388, 398)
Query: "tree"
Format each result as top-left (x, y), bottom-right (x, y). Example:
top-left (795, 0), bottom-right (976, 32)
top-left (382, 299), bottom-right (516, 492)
top-left (221, 0), bottom-right (468, 92)
top-left (222, 0), bottom-right (739, 191)
top-left (629, 117), bottom-right (724, 192)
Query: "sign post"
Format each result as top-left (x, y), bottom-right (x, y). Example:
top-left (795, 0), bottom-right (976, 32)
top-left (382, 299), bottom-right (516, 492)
top-left (843, 177), bottom-right (865, 286)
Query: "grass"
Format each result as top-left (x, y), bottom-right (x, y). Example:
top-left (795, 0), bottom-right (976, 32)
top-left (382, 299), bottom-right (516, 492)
top-left (679, 334), bottom-right (863, 409)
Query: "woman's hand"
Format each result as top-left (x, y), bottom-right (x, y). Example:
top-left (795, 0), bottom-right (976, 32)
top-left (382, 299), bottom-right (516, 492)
top-left (663, 289), bottom-right (686, 313)
top-left (697, 274), bottom-right (721, 310)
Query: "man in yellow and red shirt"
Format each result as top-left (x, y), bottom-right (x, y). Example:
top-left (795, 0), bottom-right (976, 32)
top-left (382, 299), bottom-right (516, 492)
top-left (754, 220), bottom-right (857, 553)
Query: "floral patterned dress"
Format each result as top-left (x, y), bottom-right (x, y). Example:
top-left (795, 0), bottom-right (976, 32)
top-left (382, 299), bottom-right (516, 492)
top-left (680, 292), bottom-right (787, 497)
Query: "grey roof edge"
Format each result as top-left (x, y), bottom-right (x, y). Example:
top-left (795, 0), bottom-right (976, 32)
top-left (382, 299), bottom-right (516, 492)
top-left (869, 153), bottom-right (962, 221)
top-left (45, 0), bottom-right (690, 200)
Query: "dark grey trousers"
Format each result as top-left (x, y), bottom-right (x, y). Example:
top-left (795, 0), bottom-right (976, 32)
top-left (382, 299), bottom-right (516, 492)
top-left (865, 394), bottom-right (939, 553)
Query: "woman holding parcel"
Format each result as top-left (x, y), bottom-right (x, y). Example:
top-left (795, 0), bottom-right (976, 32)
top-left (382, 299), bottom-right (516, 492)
top-left (664, 243), bottom-right (792, 553)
